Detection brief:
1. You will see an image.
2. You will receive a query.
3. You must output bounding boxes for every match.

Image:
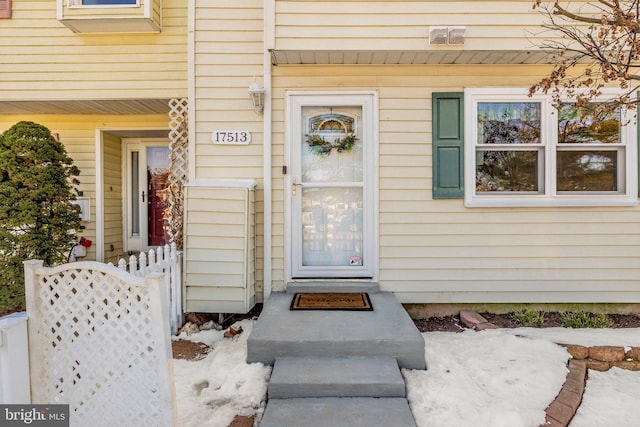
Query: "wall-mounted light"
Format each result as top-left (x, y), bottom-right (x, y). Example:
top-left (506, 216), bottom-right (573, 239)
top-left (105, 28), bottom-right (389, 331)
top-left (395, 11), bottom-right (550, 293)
top-left (249, 82), bottom-right (265, 114)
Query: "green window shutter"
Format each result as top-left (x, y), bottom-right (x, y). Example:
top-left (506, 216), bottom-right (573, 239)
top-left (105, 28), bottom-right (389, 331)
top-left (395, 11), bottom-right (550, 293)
top-left (432, 92), bottom-right (464, 199)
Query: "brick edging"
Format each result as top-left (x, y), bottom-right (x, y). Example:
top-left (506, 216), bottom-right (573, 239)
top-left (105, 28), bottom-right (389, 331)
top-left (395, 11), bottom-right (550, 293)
top-left (560, 344), bottom-right (640, 371)
top-left (541, 359), bottom-right (587, 427)
top-left (541, 346), bottom-right (640, 427)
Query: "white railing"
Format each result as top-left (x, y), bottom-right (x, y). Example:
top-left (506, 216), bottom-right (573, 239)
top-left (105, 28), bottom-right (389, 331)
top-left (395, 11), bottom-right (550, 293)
top-left (24, 259), bottom-right (176, 427)
top-left (115, 243), bottom-right (183, 335)
top-left (0, 312), bottom-right (30, 403)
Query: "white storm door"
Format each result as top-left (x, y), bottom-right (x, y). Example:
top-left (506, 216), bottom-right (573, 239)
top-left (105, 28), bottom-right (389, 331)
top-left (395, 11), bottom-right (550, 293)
top-left (289, 93), bottom-right (376, 279)
top-left (124, 139), bottom-right (170, 252)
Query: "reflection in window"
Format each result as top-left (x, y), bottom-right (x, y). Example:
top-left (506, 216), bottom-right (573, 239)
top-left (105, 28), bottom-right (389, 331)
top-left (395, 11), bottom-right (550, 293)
top-left (477, 102), bottom-right (541, 144)
top-left (558, 103), bottom-right (620, 144)
top-left (475, 102), bottom-right (542, 193)
top-left (476, 151), bottom-right (540, 192)
top-left (557, 151), bottom-right (617, 192)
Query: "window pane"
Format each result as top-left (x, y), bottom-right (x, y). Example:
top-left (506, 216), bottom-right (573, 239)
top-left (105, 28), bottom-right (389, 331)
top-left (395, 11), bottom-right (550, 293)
top-left (477, 102), bottom-right (541, 144)
top-left (301, 187), bottom-right (363, 266)
top-left (476, 150), bottom-right (540, 192)
top-left (558, 103), bottom-right (620, 144)
top-left (557, 151), bottom-right (618, 191)
top-left (301, 107), bottom-right (363, 183)
top-left (82, 0), bottom-right (136, 4)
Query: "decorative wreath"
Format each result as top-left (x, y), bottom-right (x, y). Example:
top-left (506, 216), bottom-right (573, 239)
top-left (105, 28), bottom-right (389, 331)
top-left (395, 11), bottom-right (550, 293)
top-left (306, 134), bottom-right (358, 156)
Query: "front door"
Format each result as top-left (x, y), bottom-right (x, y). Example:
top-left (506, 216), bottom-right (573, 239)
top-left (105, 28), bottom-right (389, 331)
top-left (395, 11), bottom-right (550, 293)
top-left (289, 93), bottom-right (377, 279)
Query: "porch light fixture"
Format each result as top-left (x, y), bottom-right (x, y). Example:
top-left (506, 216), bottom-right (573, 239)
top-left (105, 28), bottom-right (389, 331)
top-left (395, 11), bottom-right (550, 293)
top-left (249, 82), bottom-right (265, 113)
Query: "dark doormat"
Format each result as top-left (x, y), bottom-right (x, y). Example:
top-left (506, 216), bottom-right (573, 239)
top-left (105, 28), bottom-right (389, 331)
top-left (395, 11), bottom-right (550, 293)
top-left (290, 293), bottom-right (373, 311)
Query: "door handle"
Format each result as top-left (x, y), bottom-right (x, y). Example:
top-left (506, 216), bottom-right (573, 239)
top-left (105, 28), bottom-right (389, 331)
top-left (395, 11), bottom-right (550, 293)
top-left (292, 178), bottom-right (302, 196)
top-left (141, 191), bottom-right (145, 202)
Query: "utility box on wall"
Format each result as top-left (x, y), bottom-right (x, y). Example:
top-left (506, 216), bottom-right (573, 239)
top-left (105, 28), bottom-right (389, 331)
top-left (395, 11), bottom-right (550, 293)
top-left (183, 180), bottom-right (256, 314)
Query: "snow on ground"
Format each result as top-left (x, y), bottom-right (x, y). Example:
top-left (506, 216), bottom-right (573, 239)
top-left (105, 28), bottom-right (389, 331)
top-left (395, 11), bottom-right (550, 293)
top-left (172, 323), bottom-right (640, 427)
top-left (404, 330), bottom-right (570, 427)
top-left (570, 368), bottom-right (640, 427)
top-left (173, 319), bottom-right (271, 427)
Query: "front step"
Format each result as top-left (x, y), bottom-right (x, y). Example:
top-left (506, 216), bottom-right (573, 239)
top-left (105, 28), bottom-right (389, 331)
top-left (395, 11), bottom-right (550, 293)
top-left (259, 397), bottom-right (417, 427)
top-left (247, 292), bottom-right (426, 370)
top-left (268, 356), bottom-right (406, 399)
top-left (286, 281), bottom-right (380, 294)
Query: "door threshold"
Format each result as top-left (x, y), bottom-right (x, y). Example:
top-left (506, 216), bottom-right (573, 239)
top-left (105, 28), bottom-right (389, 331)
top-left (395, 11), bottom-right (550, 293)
top-left (286, 281), bottom-right (380, 294)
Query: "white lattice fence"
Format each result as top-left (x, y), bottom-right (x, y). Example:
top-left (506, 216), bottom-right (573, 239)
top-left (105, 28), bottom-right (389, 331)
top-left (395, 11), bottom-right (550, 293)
top-left (167, 98), bottom-right (188, 250)
top-left (24, 260), bottom-right (176, 427)
top-left (115, 243), bottom-right (182, 334)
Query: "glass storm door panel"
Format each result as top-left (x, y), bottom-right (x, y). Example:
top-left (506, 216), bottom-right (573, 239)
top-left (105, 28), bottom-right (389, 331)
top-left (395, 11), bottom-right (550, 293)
top-left (125, 141), bottom-right (170, 252)
top-left (290, 94), bottom-right (375, 279)
top-left (146, 146), bottom-right (170, 247)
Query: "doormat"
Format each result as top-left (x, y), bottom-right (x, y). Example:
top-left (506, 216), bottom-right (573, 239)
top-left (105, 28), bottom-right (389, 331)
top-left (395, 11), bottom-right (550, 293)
top-left (290, 293), bottom-right (373, 311)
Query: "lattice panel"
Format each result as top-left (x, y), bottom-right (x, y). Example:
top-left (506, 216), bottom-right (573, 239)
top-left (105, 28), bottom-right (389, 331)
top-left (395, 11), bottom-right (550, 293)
top-left (167, 98), bottom-right (188, 250)
top-left (31, 267), bottom-right (171, 427)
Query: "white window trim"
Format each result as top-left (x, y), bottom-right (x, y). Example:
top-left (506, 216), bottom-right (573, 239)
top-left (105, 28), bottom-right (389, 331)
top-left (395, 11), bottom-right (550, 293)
top-left (464, 88), bottom-right (638, 207)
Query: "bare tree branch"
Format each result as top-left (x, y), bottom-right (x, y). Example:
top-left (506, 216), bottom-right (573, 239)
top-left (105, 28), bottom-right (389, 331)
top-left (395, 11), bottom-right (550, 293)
top-left (531, 1), bottom-right (640, 109)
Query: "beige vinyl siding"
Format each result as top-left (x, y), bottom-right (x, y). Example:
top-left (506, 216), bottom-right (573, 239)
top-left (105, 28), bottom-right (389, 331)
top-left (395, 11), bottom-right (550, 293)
top-left (193, 0), bottom-right (265, 294)
top-left (102, 133), bottom-right (123, 264)
top-left (0, 0), bottom-right (186, 100)
top-left (0, 114), bottom-right (169, 262)
top-left (266, 64), bottom-right (640, 302)
top-left (184, 185), bottom-right (256, 313)
top-left (275, 1), bottom-right (547, 51)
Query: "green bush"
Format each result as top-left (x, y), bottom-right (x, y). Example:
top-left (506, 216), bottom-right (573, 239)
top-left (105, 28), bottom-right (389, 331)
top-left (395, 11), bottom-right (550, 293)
top-left (0, 121), bottom-right (81, 315)
top-left (511, 308), bottom-right (546, 326)
top-left (561, 311), bottom-right (612, 328)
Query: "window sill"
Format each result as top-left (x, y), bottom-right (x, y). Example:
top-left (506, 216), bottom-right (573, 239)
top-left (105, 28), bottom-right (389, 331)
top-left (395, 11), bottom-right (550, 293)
top-left (464, 195), bottom-right (639, 208)
top-left (57, 0), bottom-right (160, 34)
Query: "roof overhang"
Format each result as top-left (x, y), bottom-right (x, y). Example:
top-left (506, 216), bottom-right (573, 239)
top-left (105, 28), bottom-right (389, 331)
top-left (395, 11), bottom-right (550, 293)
top-left (0, 99), bottom-right (172, 115)
top-left (270, 50), bottom-right (559, 66)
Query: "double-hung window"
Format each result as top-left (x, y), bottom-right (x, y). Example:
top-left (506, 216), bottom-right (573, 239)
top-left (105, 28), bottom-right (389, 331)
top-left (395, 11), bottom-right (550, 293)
top-left (464, 88), bottom-right (637, 207)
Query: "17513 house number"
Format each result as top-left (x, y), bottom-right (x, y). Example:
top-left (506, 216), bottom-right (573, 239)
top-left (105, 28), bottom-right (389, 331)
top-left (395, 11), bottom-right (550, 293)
top-left (211, 130), bottom-right (251, 145)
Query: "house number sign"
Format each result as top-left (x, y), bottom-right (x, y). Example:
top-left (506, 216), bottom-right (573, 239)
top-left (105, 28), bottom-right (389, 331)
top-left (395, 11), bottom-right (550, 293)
top-left (211, 130), bottom-right (251, 145)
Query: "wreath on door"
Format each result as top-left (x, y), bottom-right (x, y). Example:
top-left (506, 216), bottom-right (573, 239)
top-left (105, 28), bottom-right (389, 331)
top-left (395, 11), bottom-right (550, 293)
top-left (306, 134), bottom-right (358, 156)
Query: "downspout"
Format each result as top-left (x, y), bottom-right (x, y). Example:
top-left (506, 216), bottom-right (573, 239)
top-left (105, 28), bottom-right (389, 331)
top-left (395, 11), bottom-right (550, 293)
top-left (95, 129), bottom-right (104, 262)
top-left (187, 0), bottom-right (196, 183)
top-left (263, 0), bottom-right (275, 299)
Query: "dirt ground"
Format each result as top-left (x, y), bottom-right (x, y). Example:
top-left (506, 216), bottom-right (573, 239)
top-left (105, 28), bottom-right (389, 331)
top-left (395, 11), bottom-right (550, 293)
top-left (413, 312), bottom-right (640, 333)
top-left (172, 310), bottom-right (640, 359)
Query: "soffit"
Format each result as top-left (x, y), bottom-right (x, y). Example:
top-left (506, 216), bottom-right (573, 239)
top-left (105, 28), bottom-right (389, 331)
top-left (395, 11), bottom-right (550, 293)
top-left (270, 50), bottom-right (558, 65)
top-left (0, 99), bottom-right (172, 115)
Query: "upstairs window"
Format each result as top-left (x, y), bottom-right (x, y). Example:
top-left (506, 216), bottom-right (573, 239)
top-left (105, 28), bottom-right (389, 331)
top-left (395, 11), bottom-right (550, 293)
top-left (58, 0), bottom-right (159, 33)
top-left (464, 88), bottom-right (637, 207)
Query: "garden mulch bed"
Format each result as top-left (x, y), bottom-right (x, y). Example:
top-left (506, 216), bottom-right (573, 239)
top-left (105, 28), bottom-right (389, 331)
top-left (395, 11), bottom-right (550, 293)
top-left (414, 312), bottom-right (640, 333)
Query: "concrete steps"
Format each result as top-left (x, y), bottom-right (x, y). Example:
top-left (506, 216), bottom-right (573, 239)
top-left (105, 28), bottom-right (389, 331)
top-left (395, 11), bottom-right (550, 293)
top-left (259, 397), bottom-right (417, 427)
top-left (247, 292), bottom-right (426, 370)
top-left (268, 356), bottom-right (406, 399)
top-left (248, 290), bottom-right (425, 426)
